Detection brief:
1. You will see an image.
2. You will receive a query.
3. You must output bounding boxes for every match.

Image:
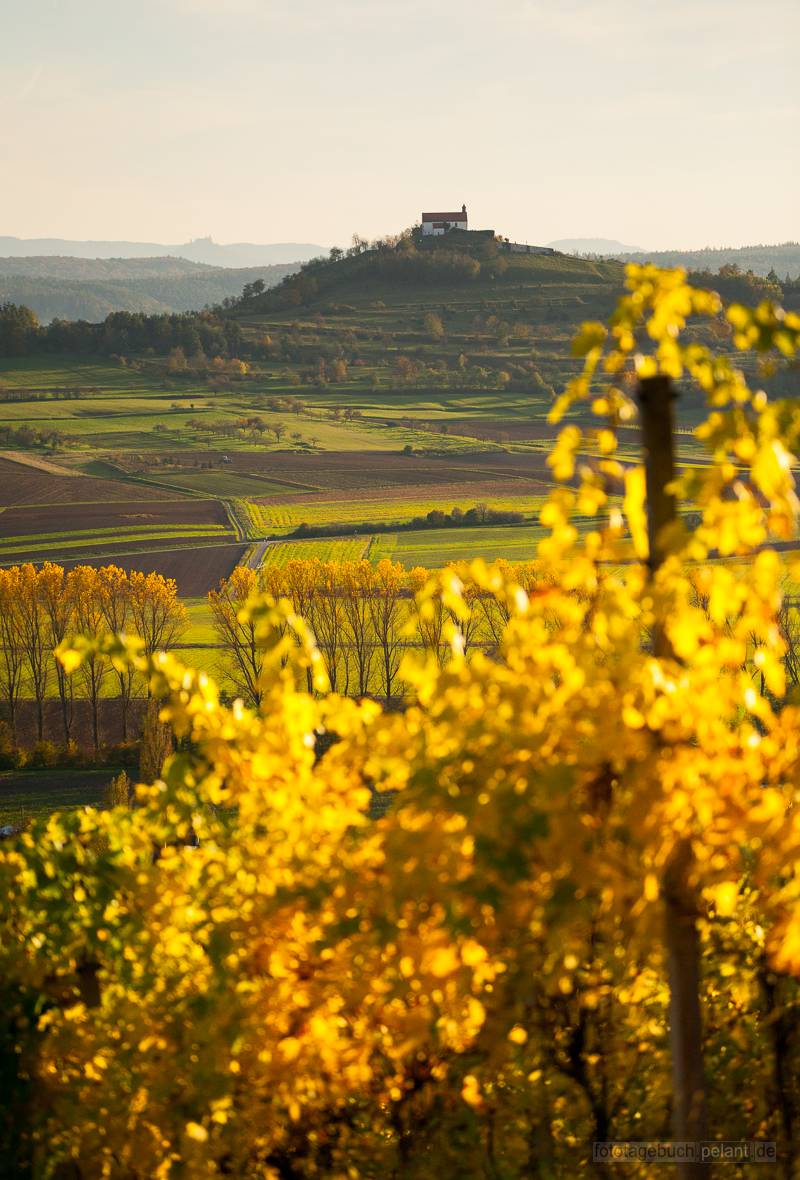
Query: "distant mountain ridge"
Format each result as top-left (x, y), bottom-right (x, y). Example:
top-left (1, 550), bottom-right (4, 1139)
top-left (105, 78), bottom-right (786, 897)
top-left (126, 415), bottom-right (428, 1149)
top-left (607, 243), bottom-right (800, 279)
top-left (0, 256), bottom-right (221, 280)
top-left (0, 256), bottom-right (301, 322)
top-left (548, 237), bottom-right (645, 255)
top-left (0, 235), bottom-right (326, 268)
top-left (549, 238), bottom-right (800, 279)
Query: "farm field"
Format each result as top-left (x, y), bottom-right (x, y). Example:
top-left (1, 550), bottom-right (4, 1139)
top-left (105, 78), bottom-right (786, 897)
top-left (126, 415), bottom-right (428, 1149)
top-left (57, 543), bottom-right (248, 595)
top-left (0, 530), bottom-right (234, 565)
top-left (0, 498), bottom-right (228, 536)
top-left (260, 537), bottom-right (372, 567)
top-left (135, 470), bottom-right (302, 498)
top-left (370, 525), bottom-right (543, 567)
top-left (249, 485), bottom-right (543, 534)
top-left (127, 449), bottom-right (545, 490)
top-left (0, 767), bottom-right (122, 826)
top-left (0, 454), bottom-right (186, 506)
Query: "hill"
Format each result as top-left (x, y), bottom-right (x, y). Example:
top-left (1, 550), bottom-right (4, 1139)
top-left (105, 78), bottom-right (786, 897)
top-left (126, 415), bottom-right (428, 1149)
top-left (0, 257), bottom-right (302, 321)
top-left (237, 231), bottom-right (624, 320)
top-left (0, 235), bottom-right (326, 267)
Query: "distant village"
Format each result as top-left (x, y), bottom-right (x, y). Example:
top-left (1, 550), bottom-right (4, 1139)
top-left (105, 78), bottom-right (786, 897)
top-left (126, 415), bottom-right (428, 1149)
top-left (421, 204), bottom-right (555, 255)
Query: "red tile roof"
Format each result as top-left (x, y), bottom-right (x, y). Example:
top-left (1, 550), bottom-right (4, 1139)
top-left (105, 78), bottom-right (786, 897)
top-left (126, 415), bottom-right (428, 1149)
top-left (421, 211), bottom-right (467, 222)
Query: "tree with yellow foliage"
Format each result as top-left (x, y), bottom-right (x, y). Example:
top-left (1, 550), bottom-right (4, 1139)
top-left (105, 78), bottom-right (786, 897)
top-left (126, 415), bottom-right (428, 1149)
top-left (207, 565), bottom-right (265, 706)
top-left (0, 565), bottom-right (25, 742)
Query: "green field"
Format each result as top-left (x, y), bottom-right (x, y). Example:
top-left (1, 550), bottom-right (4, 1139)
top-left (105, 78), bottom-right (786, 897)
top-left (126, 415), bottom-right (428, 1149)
top-left (260, 537), bottom-right (372, 567)
top-left (0, 767), bottom-right (122, 825)
top-left (249, 492), bottom-right (543, 534)
top-left (371, 525), bottom-right (542, 567)
top-left (0, 524), bottom-right (231, 558)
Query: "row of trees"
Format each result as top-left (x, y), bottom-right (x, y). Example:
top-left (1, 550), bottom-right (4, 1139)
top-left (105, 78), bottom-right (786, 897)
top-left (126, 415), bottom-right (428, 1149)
top-left (0, 303), bottom-right (245, 359)
top-left (210, 559), bottom-right (568, 705)
top-left (0, 556), bottom-right (534, 752)
top-left (6, 554), bottom-right (800, 749)
top-left (0, 564), bottom-right (186, 749)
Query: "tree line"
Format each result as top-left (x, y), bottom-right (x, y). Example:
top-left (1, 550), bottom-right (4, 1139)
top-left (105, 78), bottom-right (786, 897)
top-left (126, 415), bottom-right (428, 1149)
top-left (0, 558), bottom-right (533, 755)
top-left (0, 563), bottom-right (187, 751)
top-left (288, 503), bottom-right (526, 540)
top-left (210, 558), bottom-right (555, 705)
top-left (0, 303), bottom-right (244, 359)
top-left (6, 556), bottom-right (800, 756)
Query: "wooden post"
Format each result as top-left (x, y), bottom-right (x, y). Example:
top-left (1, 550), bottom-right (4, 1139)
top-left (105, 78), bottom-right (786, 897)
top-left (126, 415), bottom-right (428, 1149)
top-left (638, 375), bottom-right (677, 580)
top-left (637, 375), bottom-right (710, 1179)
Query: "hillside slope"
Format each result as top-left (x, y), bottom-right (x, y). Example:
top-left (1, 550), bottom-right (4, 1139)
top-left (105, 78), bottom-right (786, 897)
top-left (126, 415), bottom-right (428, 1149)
top-left (239, 235), bottom-right (625, 319)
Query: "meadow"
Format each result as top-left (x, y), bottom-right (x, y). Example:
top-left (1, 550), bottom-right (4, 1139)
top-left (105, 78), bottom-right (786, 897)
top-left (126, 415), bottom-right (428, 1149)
top-left (0, 767), bottom-right (122, 826)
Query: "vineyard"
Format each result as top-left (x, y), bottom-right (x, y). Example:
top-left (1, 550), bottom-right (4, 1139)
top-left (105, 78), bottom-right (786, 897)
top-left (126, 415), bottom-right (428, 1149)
top-left (258, 537), bottom-right (372, 567)
top-left (247, 489), bottom-right (543, 534)
top-left (1, 271), bottom-right (800, 1177)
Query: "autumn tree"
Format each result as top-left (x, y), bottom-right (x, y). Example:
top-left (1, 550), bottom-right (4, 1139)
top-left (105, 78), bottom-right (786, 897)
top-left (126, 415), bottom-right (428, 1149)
top-left (97, 565), bottom-right (137, 740)
top-left (340, 560), bottom-right (376, 696)
top-left (424, 311), bottom-right (445, 341)
top-left (281, 558), bottom-right (320, 692)
top-left (39, 562), bottom-right (76, 744)
top-left (307, 562), bottom-right (349, 693)
top-left (128, 570), bottom-right (187, 659)
top-left (13, 565), bottom-right (51, 742)
top-left (208, 566), bottom-right (266, 706)
top-left (369, 558), bottom-right (405, 700)
top-left (68, 565), bottom-right (108, 752)
top-left (0, 567), bottom-right (25, 740)
top-left (139, 697), bottom-right (175, 785)
top-left (409, 565), bottom-right (448, 667)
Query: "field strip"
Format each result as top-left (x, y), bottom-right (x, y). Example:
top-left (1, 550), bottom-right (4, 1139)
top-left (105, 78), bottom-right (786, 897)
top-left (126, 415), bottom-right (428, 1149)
top-left (0, 450), bottom-right (81, 476)
top-left (97, 470), bottom-right (211, 499)
top-left (258, 536), bottom-right (372, 568)
top-left (0, 529), bottom-right (233, 557)
top-left (221, 498), bottom-right (251, 541)
top-left (0, 538), bottom-right (246, 568)
top-left (0, 523), bottom-right (230, 546)
top-left (249, 493), bottom-right (543, 533)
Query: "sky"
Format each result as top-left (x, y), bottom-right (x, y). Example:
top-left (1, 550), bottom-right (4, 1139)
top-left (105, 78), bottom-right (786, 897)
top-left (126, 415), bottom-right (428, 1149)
top-left (1, 0), bottom-right (797, 251)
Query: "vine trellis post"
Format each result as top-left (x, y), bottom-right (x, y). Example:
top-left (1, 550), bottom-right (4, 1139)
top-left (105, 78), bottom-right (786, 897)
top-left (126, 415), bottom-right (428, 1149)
top-left (638, 374), bottom-right (710, 1179)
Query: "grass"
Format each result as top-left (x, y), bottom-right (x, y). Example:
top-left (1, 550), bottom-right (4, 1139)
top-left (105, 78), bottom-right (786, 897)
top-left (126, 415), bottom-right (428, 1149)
top-left (181, 597), bottom-right (218, 643)
top-left (0, 525), bottom-right (232, 557)
top-left (371, 525), bottom-right (542, 567)
top-left (0, 767), bottom-right (120, 825)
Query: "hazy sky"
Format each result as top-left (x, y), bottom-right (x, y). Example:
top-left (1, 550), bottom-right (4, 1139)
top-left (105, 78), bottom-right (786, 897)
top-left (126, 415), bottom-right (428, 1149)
top-left (1, 0), bottom-right (797, 250)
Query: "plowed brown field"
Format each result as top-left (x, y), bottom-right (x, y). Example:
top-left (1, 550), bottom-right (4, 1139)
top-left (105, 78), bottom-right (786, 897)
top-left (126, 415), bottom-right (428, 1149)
top-left (0, 456), bottom-right (189, 506)
top-left (136, 450), bottom-right (553, 490)
top-left (60, 543), bottom-right (246, 595)
top-left (252, 478), bottom-right (548, 510)
top-left (0, 499), bottom-right (227, 537)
